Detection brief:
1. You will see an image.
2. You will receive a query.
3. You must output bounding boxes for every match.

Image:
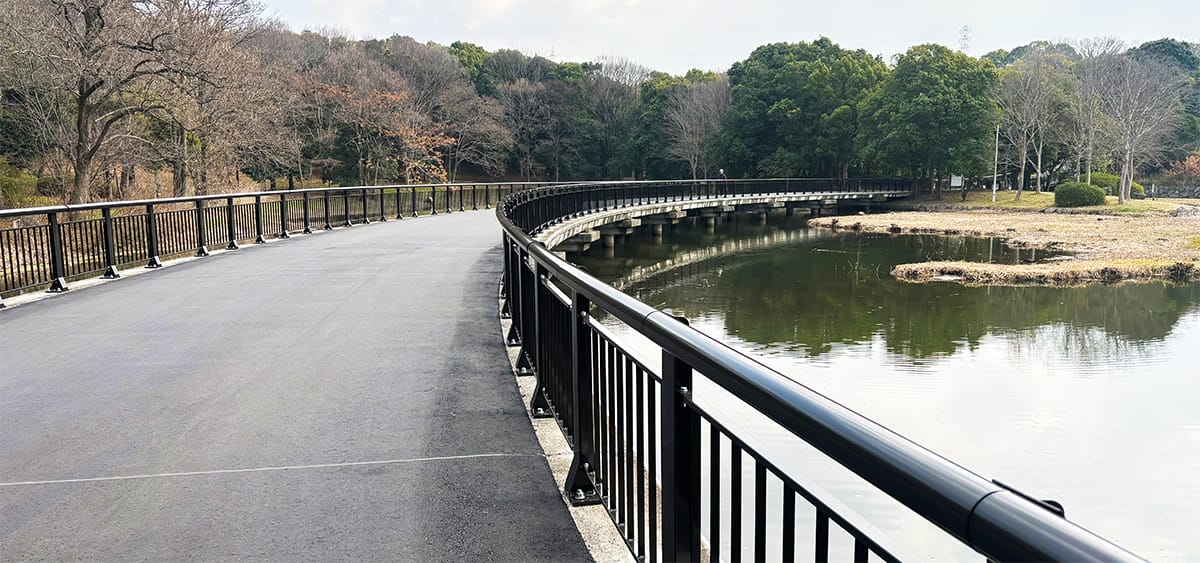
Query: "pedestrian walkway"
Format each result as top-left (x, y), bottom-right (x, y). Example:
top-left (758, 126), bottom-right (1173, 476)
top-left (0, 211), bottom-right (591, 561)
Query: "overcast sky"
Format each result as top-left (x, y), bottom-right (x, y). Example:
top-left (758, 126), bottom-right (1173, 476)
top-left (258, 0), bottom-right (1199, 74)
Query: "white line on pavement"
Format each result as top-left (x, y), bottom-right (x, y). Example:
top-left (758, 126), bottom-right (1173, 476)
top-left (0, 452), bottom-right (544, 487)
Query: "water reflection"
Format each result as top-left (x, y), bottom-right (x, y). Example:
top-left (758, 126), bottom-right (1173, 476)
top-left (571, 214), bottom-right (1200, 560)
top-left (576, 217), bottom-right (1200, 361)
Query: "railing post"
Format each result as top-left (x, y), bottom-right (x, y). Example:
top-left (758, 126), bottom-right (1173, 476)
top-left (46, 211), bottom-right (69, 292)
top-left (529, 262), bottom-right (552, 417)
top-left (411, 187), bottom-right (419, 217)
top-left (485, 184), bottom-right (491, 209)
top-left (195, 200), bottom-right (210, 256)
top-left (145, 203), bottom-right (162, 267)
top-left (278, 193), bottom-right (290, 239)
top-left (378, 188), bottom-right (387, 221)
top-left (514, 247), bottom-right (537, 376)
top-left (323, 191), bottom-right (333, 230)
top-left (472, 185), bottom-right (478, 210)
top-left (343, 190), bottom-right (353, 226)
top-left (564, 290), bottom-right (602, 505)
top-left (253, 195), bottom-right (266, 244)
top-left (662, 315), bottom-right (702, 563)
top-left (302, 192), bottom-right (313, 234)
top-left (226, 197), bottom-right (239, 249)
top-left (431, 187), bottom-right (438, 215)
top-left (361, 189), bottom-right (370, 224)
top-left (394, 187), bottom-right (403, 219)
top-left (505, 243), bottom-right (523, 347)
top-left (459, 185), bottom-right (465, 212)
top-left (101, 207), bottom-right (120, 278)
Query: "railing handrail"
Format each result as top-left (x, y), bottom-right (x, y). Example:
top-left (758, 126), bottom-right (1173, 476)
top-left (496, 178), bottom-right (1141, 562)
top-left (0, 181), bottom-right (559, 218)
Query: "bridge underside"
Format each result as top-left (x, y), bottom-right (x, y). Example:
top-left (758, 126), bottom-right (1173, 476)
top-left (539, 191), bottom-right (905, 253)
top-left (0, 212), bottom-right (588, 560)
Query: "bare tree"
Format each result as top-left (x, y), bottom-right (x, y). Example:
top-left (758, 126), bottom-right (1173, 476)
top-left (442, 92), bottom-right (512, 181)
top-left (1094, 55), bottom-right (1185, 203)
top-left (583, 57), bottom-right (650, 177)
top-left (998, 54), bottom-right (1060, 199)
top-left (663, 79), bottom-right (730, 179)
top-left (1065, 38), bottom-right (1126, 185)
top-left (0, 0), bottom-right (263, 204)
top-left (498, 79), bottom-right (549, 181)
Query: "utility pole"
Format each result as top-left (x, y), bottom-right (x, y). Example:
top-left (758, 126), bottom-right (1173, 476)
top-left (992, 124), bottom-right (1000, 202)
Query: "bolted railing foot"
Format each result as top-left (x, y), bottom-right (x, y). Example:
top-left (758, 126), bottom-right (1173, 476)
top-left (146, 256), bottom-right (162, 268)
top-left (47, 278), bottom-right (69, 293)
top-left (254, 235), bottom-right (266, 244)
top-left (101, 266), bottom-right (121, 279)
top-left (303, 226), bottom-right (313, 234)
top-left (227, 241), bottom-right (240, 251)
top-left (565, 460), bottom-right (602, 506)
top-left (279, 232), bottom-right (290, 239)
top-left (196, 247), bottom-right (210, 258)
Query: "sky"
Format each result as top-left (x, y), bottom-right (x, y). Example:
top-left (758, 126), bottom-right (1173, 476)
top-left (258, 0), bottom-right (1199, 74)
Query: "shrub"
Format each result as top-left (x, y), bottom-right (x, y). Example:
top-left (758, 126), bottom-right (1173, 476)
top-left (0, 165), bottom-right (38, 209)
top-left (1055, 182), bottom-right (1107, 207)
top-left (1090, 172), bottom-right (1120, 192)
top-left (1089, 172), bottom-right (1145, 196)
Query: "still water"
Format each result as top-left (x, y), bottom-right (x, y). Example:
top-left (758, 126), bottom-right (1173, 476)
top-left (572, 214), bottom-right (1200, 561)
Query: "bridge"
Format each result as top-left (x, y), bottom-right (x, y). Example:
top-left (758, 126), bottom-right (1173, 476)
top-left (1, 180), bottom-right (1140, 561)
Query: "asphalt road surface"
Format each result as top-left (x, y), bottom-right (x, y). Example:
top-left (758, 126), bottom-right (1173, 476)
top-left (0, 210), bottom-right (591, 561)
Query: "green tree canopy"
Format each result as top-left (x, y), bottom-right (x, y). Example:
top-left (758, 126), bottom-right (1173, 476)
top-left (862, 44), bottom-right (1000, 187)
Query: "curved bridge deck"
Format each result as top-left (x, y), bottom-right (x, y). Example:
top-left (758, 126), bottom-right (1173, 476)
top-left (0, 211), bottom-right (588, 560)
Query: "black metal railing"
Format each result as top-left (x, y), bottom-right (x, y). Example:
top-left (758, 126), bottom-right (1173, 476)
top-left (497, 178), bottom-right (1141, 562)
top-left (0, 182), bottom-right (550, 305)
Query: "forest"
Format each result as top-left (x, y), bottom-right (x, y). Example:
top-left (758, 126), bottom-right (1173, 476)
top-left (1, 0), bottom-right (1198, 209)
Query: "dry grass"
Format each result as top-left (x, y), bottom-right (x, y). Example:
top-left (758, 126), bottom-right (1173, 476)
top-left (908, 190), bottom-right (1191, 215)
top-left (811, 210), bottom-right (1200, 286)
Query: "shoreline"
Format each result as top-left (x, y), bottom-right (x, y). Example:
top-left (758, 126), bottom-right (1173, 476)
top-left (808, 210), bottom-right (1200, 286)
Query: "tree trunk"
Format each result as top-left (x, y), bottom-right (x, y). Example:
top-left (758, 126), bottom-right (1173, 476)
top-left (1015, 148), bottom-right (1028, 202)
top-left (1034, 134), bottom-right (1044, 193)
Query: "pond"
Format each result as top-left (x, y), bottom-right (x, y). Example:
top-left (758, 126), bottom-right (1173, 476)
top-left (570, 213), bottom-right (1200, 560)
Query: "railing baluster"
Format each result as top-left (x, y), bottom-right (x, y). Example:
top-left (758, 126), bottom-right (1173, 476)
top-left (815, 509), bottom-right (829, 563)
top-left (731, 444), bottom-right (743, 563)
top-left (710, 425), bottom-right (722, 563)
top-left (754, 461), bottom-right (767, 561)
top-left (854, 538), bottom-right (869, 563)
top-left (782, 485), bottom-right (796, 563)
